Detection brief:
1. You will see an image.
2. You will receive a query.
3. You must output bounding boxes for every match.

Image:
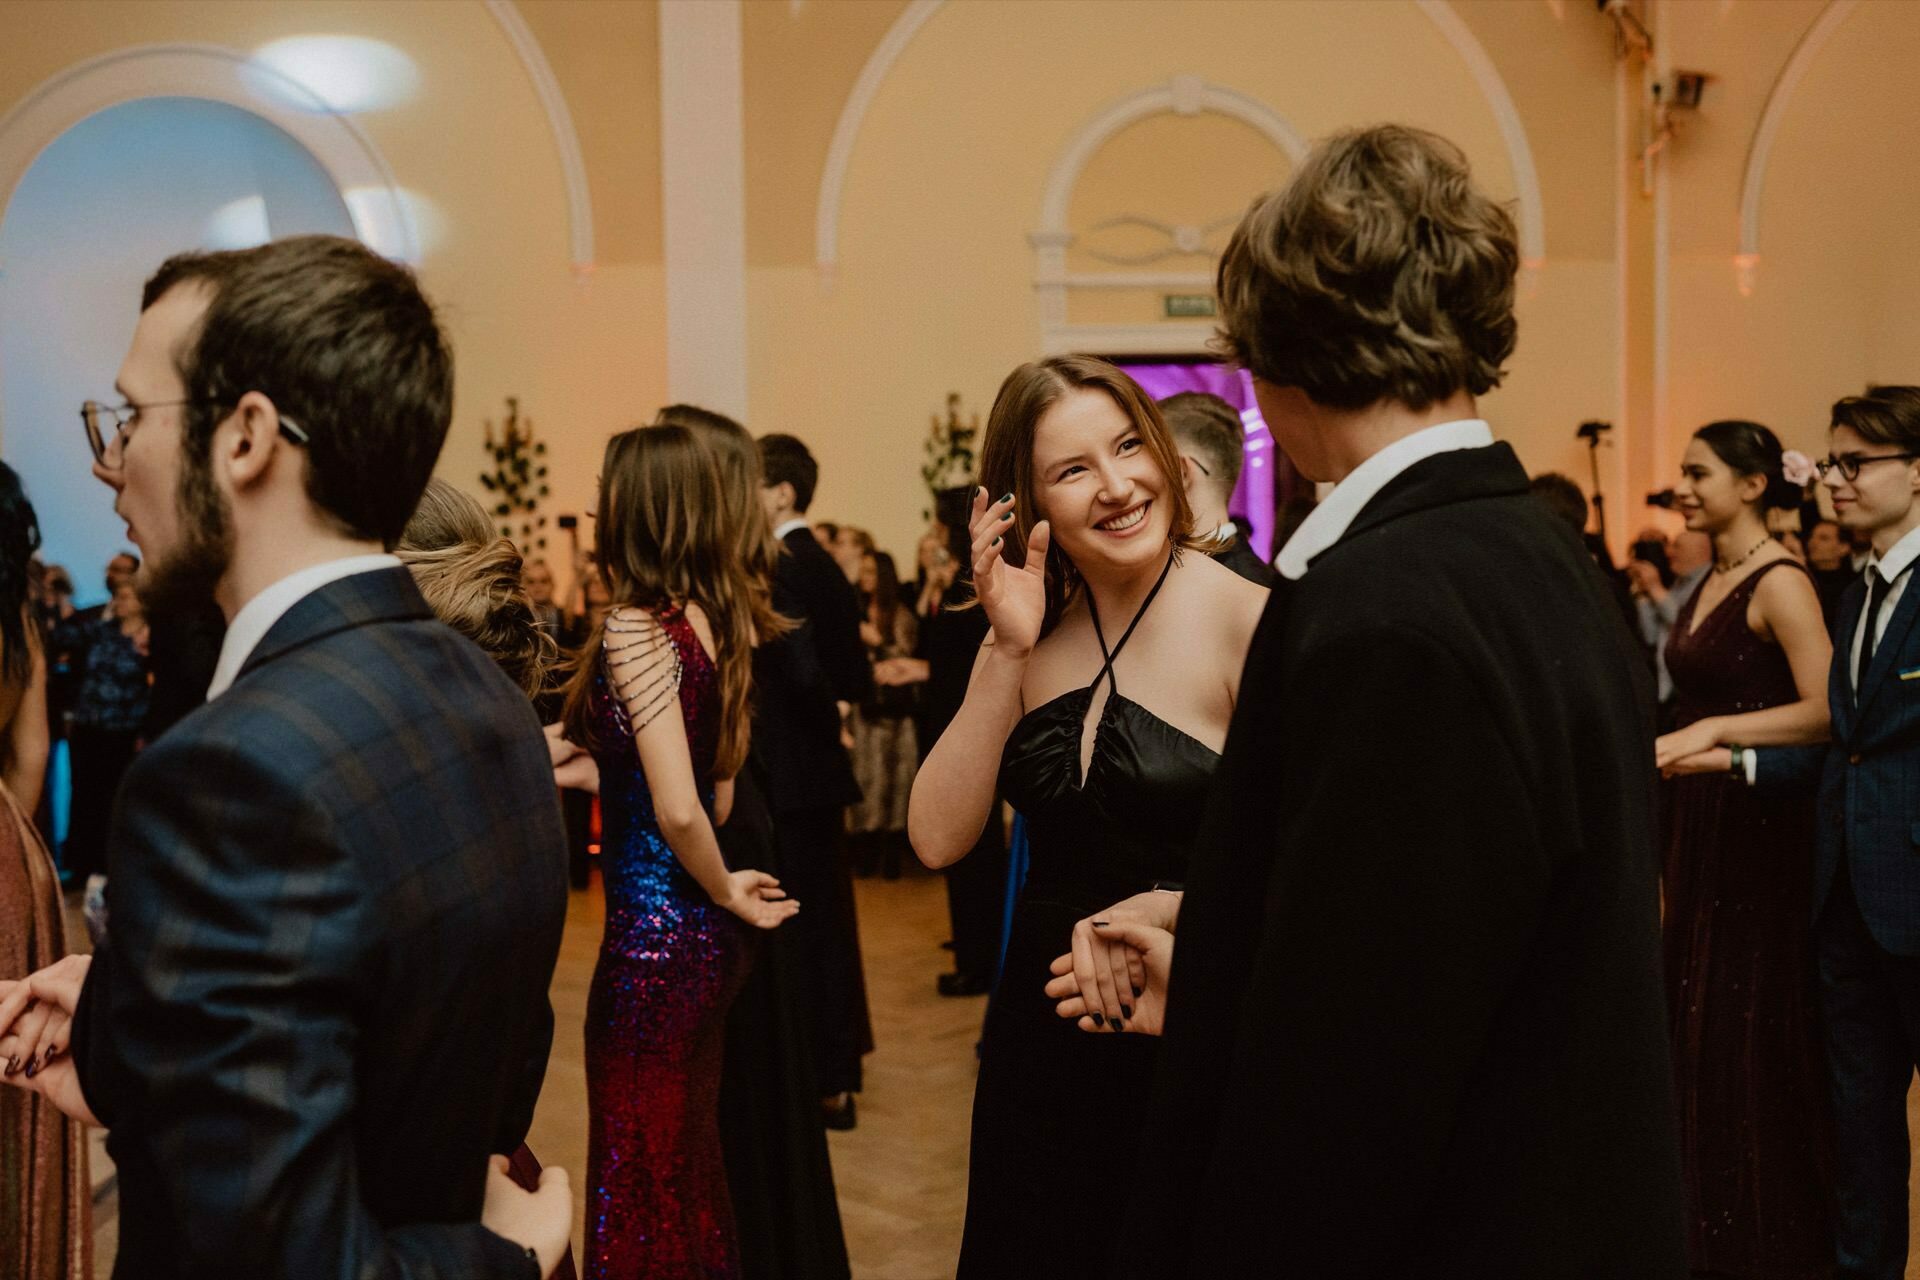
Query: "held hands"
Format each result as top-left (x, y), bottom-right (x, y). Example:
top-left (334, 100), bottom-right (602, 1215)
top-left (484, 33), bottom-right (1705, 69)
top-left (970, 489), bottom-right (1050, 658)
top-left (544, 723), bottom-right (601, 795)
top-left (481, 1153), bottom-right (571, 1278)
top-left (1665, 746), bottom-right (1735, 778)
top-left (1655, 718), bottom-right (1722, 771)
top-left (0, 955), bottom-right (100, 1126)
top-left (1045, 921), bottom-right (1175, 1037)
top-left (720, 870), bottom-right (799, 930)
top-left (1042, 890), bottom-right (1182, 1036)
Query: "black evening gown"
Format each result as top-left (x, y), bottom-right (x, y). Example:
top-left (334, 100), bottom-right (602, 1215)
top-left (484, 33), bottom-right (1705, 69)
top-left (958, 561), bottom-right (1219, 1279)
top-left (717, 759), bottom-right (852, 1280)
top-left (1662, 558), bottom-right (1833, 1277)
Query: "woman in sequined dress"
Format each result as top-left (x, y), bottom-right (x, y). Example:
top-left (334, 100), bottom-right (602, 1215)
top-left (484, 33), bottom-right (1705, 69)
top-left (1655, 420), bottom-right (1835, 1278)
top-left (562, 425), bottom-right (799, 1279)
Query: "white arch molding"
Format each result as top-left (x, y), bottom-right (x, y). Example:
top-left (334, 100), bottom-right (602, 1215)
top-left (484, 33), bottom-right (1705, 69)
top-left (483, 0), bottom-right (597, 277)
top-left (0, 43), bottom-right (418, 262)
top-left (813, 0), bottom-right (1548, 286)
top-left (1736, 0), bottom-right (1862, 295)
top-left (1031, 76), bottom-right (1308, 357)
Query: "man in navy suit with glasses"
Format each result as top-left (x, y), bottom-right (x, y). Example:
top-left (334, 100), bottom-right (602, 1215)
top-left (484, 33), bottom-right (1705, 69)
top-left (0, 236), bottom-right (571, 1278)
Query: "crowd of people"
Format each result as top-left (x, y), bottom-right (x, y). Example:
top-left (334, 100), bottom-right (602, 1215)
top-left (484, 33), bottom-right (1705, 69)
top-left (0, 118), bottom-right (1918, 1280)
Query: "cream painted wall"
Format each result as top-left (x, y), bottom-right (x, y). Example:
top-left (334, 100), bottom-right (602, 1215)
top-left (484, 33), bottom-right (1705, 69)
top-left (1663, 0), bottom-right (1920, 500)
top-left (746, 0), bottom-right (1623, 562)
top-left (0, 0), bottom-right (665, 586)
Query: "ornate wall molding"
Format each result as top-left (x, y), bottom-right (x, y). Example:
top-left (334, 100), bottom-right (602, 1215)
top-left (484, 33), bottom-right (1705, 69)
top-left (0, 43), bottom-right (416, 260)
top-left (1737, 0), bottom-right (1861, 289)
top-left (815, 0), bottom-right (1549, 288)
top-left (1411, 0), bottom-right (1546, 268)
top-left (1032, 75), bottom-right (1306, 355)
top-left (482, 0), bottom-right (597, 277)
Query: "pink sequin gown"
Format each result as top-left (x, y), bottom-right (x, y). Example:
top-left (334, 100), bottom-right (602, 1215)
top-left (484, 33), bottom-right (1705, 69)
top-left (585, 604), bottom-right (751, 1278)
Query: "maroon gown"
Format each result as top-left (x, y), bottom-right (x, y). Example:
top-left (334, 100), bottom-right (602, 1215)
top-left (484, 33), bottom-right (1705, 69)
top-left (584, 605), bottom-right (752, 1278)
top-left (1662, 558), bottom-right (1833, 1277)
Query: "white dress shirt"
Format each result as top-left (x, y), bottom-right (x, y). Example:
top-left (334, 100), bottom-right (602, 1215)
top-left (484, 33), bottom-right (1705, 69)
top-left (774, 518), bottom-right (811, 542)
top-left (205, 555), bottom-right (402, 700)
top-left (1275, 419), bottom-right (1494, 580)
top-left (1850, 522), bottom-right (1920, 703)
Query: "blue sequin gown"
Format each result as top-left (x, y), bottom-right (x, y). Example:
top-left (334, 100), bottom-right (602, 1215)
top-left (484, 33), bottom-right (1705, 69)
top-left (585, 604), bottom-right (751, 1279)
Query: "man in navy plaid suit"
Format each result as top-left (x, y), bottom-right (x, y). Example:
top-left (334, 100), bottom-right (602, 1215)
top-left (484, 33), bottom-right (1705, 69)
top-left (0, 237), bottom-right (572, 1277)
top-left (1747, 386), bottom-right (1920, 1280)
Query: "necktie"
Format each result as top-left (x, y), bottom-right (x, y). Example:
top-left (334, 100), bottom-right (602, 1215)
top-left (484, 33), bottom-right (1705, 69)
top-left (1858, 567), bottom-right (1895, 700)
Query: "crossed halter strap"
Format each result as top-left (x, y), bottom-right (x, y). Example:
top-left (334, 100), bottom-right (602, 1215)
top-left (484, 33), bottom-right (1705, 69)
top-left (1084, 549), bottom-right (1176, 699)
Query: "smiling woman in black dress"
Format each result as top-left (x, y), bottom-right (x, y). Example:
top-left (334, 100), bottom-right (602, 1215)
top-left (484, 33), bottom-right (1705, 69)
top-left (907, 355), bottom-right (1266, 1280)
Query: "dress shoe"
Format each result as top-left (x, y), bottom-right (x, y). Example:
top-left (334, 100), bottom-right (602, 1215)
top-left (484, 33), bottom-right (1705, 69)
top-left (821, 1093), bottom-right (856, 1131)
top-left (937, 971), bottom-right (991, 997)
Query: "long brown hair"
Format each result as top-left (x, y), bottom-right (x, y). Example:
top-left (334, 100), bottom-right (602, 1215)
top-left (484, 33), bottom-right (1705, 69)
top-left (976, 355), bottom-right (1204, 635)
top-left (562, 424), bottom-right (758, 777)
top-left (653, 403), bottom-right (791, 646)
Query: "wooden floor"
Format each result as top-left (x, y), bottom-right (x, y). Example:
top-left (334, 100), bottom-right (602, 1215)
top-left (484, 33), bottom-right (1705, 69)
top-left (74, 870), bottom-right (1920, 1278)
top-left (522, 863), bottom-right (981, 1279)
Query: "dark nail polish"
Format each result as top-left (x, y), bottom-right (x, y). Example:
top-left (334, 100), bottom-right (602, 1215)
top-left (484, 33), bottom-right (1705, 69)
top-left (992, 536), bottom-right (1001, 546)
top-left (3, 1057), bottom-right (14, 1076)
top-left (22, 1060), bottom-right (35, 1079)
top-left (1000, 510), bottom-right (1013, 521)
top-left (1091, 1012), bottom-right (1105, 1027)
top-left (1000, 493), bottom-right (1013, 504)
top-left (1091, 921), bottom-right (1108, 929)
top-left (1122, 1005), bottom-right (1133, 1020)
top-left (1133, 986), bottom-right (1143, 999)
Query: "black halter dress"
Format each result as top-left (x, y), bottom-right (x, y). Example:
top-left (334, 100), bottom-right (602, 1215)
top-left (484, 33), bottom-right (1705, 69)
top-left (957, 555), bottom-right (1222, 1278)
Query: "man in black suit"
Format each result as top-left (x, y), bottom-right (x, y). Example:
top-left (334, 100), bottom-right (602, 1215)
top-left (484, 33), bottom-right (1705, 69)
top-left (1749, 386), bottom-right (1920, 1280)
top-left (0, 236), bottom-right (571, 1277)
top-left (1058, 125), bottom-right (1686, 1275)
top-left (1159, 391), bottom-right (1275, 587)
top-left (757, 433), bottom-right (874, 1128)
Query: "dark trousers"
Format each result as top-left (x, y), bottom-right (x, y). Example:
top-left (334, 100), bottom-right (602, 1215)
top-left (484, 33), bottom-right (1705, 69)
top-left (63, 724), bottom-right (138, 881)
top-left (945, 806), bottom-right (1009, 982)
top-left (1818, 863), bottom-right (1920, 1280)
top-left (561, 788), bottom-right (593, 890)
top-left (775, 807), bottom-right (872, 1096)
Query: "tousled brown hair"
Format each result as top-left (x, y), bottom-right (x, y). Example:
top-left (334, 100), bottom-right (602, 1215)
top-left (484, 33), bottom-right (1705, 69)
top-left (1215, 124), bottom-right (1518, 411)
top-left (1832, 385), bottom-right (1920, 452)
top-left (976, 355), bottom-right (1204, 635)
top-left (562, 424), bottom-right (759, 777)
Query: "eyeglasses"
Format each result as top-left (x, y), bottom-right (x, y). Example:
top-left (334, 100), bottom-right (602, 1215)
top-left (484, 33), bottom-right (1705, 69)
top-left (81, 398), bottom-right (310, 467)
top-left (1814, 452), bottom-right (1920, 482)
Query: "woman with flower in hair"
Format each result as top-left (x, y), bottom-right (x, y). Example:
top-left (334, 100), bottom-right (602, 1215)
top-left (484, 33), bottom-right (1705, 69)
top-left (1656, 421), bottom-right (1836, 1277)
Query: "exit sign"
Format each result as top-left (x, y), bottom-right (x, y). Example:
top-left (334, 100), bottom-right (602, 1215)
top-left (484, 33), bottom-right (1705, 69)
top-left (1163, 293), bottom-right (1216, 318)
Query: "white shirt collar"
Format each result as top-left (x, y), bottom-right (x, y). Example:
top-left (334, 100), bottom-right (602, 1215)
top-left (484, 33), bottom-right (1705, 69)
top-left (1866, 523), bottom-right (1920, 586)
top-left (205, 554), bottom-right (402, 700)
top-left (1209, 520), bottom-right (1239, 543)
top-left (773, 518), bottom-right (811, 541)
top-left (1276, 419), bottom-right (1494, 580)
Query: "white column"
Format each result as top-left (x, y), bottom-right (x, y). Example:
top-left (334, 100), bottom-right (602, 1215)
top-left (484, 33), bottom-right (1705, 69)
top-left (659, 0), bottom-right (748, 420)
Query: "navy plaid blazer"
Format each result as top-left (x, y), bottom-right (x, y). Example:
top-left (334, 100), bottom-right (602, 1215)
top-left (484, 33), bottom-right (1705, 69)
top-left (72, 567), bottom-right (568, 1278)
top-left (1758, 570), bottom-right (1920, 954)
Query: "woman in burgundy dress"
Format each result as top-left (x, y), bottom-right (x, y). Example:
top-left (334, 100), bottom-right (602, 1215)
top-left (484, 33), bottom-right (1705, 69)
top-left (562, 425), bottom-right (799, 1279)
top-left (1656, 420), bottom-right (1835, 1278)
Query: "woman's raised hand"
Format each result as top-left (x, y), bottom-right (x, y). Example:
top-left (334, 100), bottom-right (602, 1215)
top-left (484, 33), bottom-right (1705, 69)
top-left (970, 488), bottom-right (1050, 658)
top-left (722, 869), bottom-right (800, 930)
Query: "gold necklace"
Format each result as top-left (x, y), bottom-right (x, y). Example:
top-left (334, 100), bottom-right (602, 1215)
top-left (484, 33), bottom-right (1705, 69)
top-left (1714, 536), bottom-right (1771, 574)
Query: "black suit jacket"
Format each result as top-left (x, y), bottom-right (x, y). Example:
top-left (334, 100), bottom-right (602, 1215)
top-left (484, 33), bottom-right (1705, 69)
top-left (73, 568), bottom-right (567, 1278)
top-left (752, 529), bottom-right (868, 813)
top-left (1136, 444), bottom-right (1687, 1277)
